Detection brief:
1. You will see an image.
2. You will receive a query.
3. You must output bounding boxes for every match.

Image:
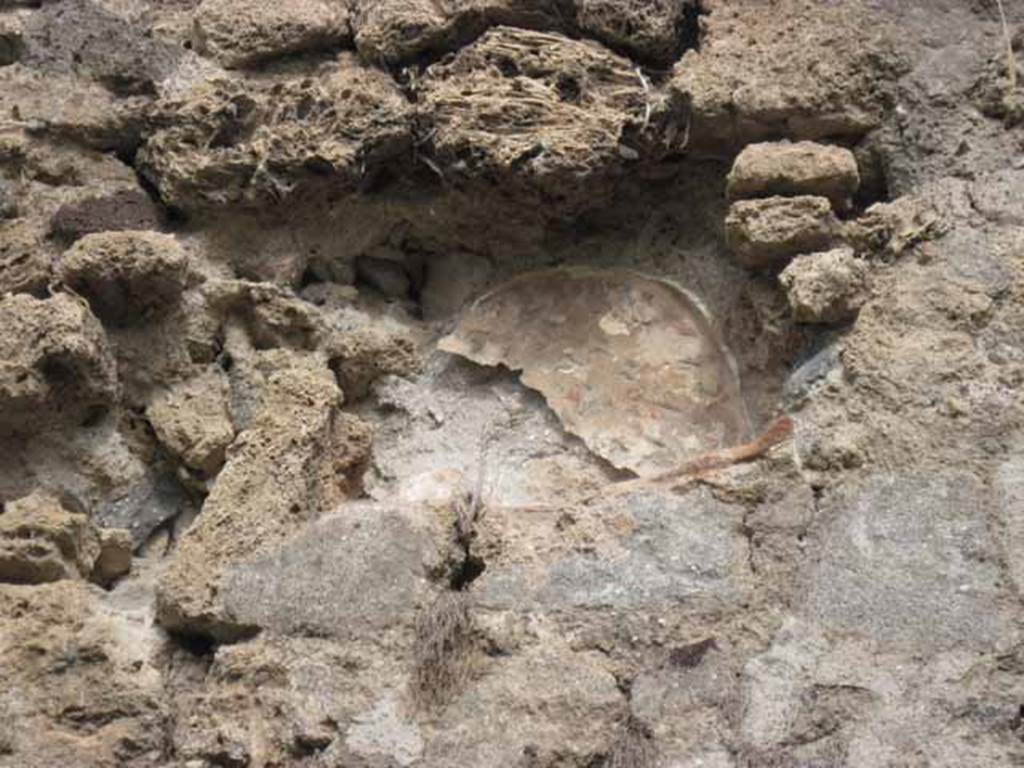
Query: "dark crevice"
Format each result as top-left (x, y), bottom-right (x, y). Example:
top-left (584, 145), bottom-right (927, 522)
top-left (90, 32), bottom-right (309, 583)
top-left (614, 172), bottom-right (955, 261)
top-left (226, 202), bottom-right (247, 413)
top-left (166, 631), bottom-right (218, 659)
top-left (676, 0), bottom-right (705, 56)
top-left (667, 637), bottom-right (718, 668)
top-left (449, 552), bottom-right (485, 591)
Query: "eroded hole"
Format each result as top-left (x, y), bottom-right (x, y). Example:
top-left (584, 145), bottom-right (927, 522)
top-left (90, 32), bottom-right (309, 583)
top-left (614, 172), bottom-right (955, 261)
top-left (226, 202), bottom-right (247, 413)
top-left (449, 553), bottom-right (485, 591)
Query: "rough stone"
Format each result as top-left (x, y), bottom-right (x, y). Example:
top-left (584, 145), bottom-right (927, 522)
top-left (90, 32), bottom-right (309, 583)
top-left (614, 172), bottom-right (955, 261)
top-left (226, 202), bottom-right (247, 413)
top-left (350, 0), bottom-right (448, 65)
top-left (577, 0), bottom-right (693, 64)
top-left (192, 0), bottom-right (352, 68)
top-left (420, 26), bottom-right (684, 216)
top-left (145, 366), bottom-right (236, 476)
top-left (0, 579), bottom-right (167, 767)
top-left (0, 491), bottom-right (101, 585)
top-left (203, 279), bottom-right (321, 350)
top-left (138, 55), bottom-right (412, 211)
top-left (0, 2), bottom-right (1022, 763)
top-left (221, 502), bottom-right (446, 640)
top-left (57, 231), bottom-right (188, 325)
top-left (0, 66), bottom-right (145, 152)
top-left (0, 490), bottom-right (132, 588)
top-left (779, 246), bottom-right (869, 324)
top-left (475, 485), bottom-right (750, 612)
top-left (325, 320), bottom-right (421, 401)
top-left (725, 195), bottom-right (839, 269)
top-left (670, 0), bottom-right (900, 152)
top-left (155, 351), bottom-right (372, 641)
top-left (0, 131), bottom-right (138, 189)
top-left (424, 644), bottom-right (624, 766)
top-left (167, 635), bottom-right (403, 767)
top-left (801, 472), bottom-right (1009, 652)
top-left (351, 0), bottom-right (568, 66)
top-left (50, 189), bottom-right (164, 244)
top-left (727, 140), bottom-right (861, 209)
top-left (22, 0), bottom-right (180, 95)
top-left (0, 217), bottom-right (51, 296)
top-left (0, 293), bottom-right (117, 433)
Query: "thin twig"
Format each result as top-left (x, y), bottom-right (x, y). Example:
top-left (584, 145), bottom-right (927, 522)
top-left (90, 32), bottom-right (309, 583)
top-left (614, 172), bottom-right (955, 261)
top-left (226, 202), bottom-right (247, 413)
top-left (634, 66), bottom-right (652, 131)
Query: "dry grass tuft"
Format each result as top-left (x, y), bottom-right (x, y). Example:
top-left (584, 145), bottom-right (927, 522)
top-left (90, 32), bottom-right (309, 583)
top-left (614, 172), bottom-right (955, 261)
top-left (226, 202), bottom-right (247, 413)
top-left (605, 717), bottom-right (657, 768)
top-left (411, 591), bottom-right (475, 710)
top-left (996, 0), bottom-right (1018, 92)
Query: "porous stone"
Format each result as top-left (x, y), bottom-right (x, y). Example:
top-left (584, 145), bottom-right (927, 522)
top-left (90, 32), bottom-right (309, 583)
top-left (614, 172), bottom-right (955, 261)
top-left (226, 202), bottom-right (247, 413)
top-left (670, 0), bottom-right (898, 152)
top-left (351, 0), bottom-right (447, 65)
top-left (0, 580), bottom-right (168, 766)
top-left (0, 293), bottom-right (117, 432)
top-left (727, 140), bottom-right (861, 209)
top-left (725, 195), bottom-right (838, 268)
top-left (138, 55), bottom-right (412, 211)
top-left (779, 246), bottom-right (869, 324)
top-left (577, 0), bottom-right (693, 63)
top-left (192, 0), bottom-right (352, 68)
top-left (351, 0), bottom-right (568, 66)
top-left (145, 367), bottom-right (236, 475)
top-left (0, 66), bottom-right (146, 152)
top-left (420, 26), bottom-right (683, 216)
top-left (169, 636), bottom-right (390, 766)
top-left (0, 491), bottom-right (131, 587)
top-left (0, 491), bottom-right (101, 585)
top-left (0, 217), bottom-right (51, 296)
top-left (155, 351), bottom-right (372, 641)
top-left (203, 279), bottom-right (321, 350)
top-left (326, 323), bottom-right (421, 401)
top-left (57, 231), bottom-right (188, 325)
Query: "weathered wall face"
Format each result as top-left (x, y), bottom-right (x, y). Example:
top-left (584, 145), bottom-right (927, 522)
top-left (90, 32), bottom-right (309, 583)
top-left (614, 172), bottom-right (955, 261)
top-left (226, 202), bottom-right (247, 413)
top-left (1, 1), bottom-right (1024, 766)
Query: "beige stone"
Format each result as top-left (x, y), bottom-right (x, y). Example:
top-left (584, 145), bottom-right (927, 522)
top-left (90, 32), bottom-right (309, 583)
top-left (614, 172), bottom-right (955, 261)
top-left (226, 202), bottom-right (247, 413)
top-left (0, 492), bottom-right (131, 587)
top-left (155, 351), bottom-right (372, 641)
top-left (727, 141), bottom-right (861, 208)
top-left (0, 293), bottom-right (118, 432)
top-left (146, 367), bottom-right (236, 475)
top-left (780, 247), bottom-right (869, 324)
top-left (0, 217), bottom-right (50, 296)
top-left (57, 231), bottom-right (188, 325)
top-left (725, 195), bottom-right (838, 269)
top-left (670, 0), bottom-right (896, 152)
top-left (193, 0), bottom-right (351, 68)
top-left (0, 492), bottom-right (100, 584)
top-left (138, 55), bottom-right (412, 211)
top-left (420, 26), bottom-right (683, 216)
